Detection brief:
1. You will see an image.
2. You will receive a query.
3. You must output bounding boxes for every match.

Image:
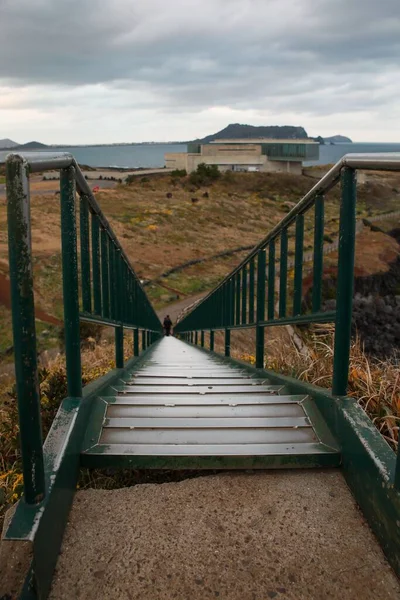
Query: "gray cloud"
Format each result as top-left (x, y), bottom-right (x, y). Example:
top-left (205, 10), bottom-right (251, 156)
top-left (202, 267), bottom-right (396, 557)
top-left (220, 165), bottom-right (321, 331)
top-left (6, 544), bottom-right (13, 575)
top-left (0, 0), bottom-right (399, 140)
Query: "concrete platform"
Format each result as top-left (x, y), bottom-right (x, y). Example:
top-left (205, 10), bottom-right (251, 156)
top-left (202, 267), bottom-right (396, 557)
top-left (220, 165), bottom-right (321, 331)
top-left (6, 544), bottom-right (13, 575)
top-left (50, 471), bottom-right (400, 600)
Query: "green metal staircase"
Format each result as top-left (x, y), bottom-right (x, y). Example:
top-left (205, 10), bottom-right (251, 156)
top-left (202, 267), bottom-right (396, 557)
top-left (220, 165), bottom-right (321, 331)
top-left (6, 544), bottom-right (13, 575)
top-left (80, 337), bottom-right (339, 469)
top-left (2, 151), bottom-right (400, 599)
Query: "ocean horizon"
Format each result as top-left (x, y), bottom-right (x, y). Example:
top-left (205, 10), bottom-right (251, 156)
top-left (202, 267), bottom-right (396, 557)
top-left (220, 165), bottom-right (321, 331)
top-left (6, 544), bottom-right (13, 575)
top-left (1, 141), bottom-right (400, 169)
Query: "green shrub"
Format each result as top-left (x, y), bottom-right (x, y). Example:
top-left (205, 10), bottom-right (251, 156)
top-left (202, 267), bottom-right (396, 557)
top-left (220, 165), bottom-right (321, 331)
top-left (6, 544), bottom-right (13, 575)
top-left (171, 169), bottom-right (187, 177)
top-left (189, 163), bottom-right (221, 187)
top-left (125, 174), bottom-right (136, 185)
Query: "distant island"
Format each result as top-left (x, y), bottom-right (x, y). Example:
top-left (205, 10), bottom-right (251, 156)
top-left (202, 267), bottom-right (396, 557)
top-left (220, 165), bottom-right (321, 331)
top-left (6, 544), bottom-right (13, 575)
top-left (191, 124), bottom-right (352, 144)
top-left (323, 135), bottom-right (353, 143)
top-left (194, 123), bottom-right (309, 143)
top-left (0, 139), bottom-right (49, 151)
top-left (0, 125), bottom-right (353, 151)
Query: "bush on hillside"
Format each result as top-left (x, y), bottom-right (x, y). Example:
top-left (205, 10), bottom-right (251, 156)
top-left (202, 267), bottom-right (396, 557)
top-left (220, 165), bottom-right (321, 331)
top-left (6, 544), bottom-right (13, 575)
top-left (189, 163), bottom-right (221, 187)
top-left (171, 169), bottom-right (187, 177)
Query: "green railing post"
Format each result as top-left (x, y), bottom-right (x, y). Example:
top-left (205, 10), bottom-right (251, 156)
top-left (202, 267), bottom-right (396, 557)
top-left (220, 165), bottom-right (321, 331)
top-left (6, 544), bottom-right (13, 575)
top-left (249, 257), bottom-right (255, 323)
top-left (210, 330), bottom-right (215, 351)
top-left (115, 324), bottom-right (124, 367)
top-left (332, 168), bottom-right (357, 396)
top-left (60, 166), bottom-right (83, 398)
top-left (256, 250), bottom-right (266, 368)
top-left (91, 214), bottom-right (102, 315)
top-left (6, 155), bottom-right (45, 504)
top-left (134, 328), bottom-right (139, 356)
top-left (101, 228), bottom-right (110, 318)
top-left (293, 215), bottom-right (304, 316)
top-left (108, 240), bottom-right (116, 320)
top-left (241, 265), bottom-right (247, 324)
top-left (312, 195), bottom-right (325, 313)
top-left (79, 196), bottom-right (92, 313)
top-left (195, 331), bottom-right (198, 345)
top-left (279, 228), bottom-right (288, 318)
top-left (142, 329), bottom-right (146, 350)
top-left (115, 250), bottom-right (124, 368)
top-left (235, 271), bottom-right (241, 325)
top-left (225, 329), bottom-right (231, 357)
top-left (201, 330), bottom-right (205, 347)
top-left (268, 240), bottom-right (275, 320)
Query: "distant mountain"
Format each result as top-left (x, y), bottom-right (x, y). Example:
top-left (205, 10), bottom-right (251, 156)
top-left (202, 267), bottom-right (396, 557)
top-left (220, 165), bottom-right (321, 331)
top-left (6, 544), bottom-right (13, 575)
top-left (17, 141), bottom-right (49, 149)
top-left (195, 123), bottom-right (309, 143)
top-left (324, 135), bottom-right (352, 143)
top-left (0, 138), bottom-right (19, 149)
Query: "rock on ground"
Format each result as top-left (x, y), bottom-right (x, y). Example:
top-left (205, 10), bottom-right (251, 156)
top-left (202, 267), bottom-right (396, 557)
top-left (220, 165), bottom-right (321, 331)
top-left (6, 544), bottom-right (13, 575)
top-left (50, 470), bottom-right (400, 600)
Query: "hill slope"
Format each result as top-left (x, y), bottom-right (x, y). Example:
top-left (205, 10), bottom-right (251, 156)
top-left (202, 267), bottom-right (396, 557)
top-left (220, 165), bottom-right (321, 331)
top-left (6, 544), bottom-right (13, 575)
top-left (0, 138), bottom-right (19, 149)
top-left (196, 123), bottom-right (308, 143)
top-left (324, 135), bottom-right (352, 143)
top-left (17, 141), bottom-right (49, 149)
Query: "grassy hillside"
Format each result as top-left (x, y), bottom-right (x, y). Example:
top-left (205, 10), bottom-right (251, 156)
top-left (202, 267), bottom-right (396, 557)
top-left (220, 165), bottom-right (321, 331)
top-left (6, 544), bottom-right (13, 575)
top-left (0, 168), bottom-right (399, 352)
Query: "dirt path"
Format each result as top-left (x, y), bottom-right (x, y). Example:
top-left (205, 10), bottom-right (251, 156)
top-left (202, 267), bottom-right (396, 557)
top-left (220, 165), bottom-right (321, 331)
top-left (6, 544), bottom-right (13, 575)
top-left (49, 471), bottom-right (400, 600)
top-left (157, 291), bottom-right (207, 324)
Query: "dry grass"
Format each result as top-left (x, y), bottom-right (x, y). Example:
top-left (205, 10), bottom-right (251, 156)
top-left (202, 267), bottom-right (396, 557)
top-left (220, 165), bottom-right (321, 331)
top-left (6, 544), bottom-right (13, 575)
top-left (220, 323), bottom-right (400, 451)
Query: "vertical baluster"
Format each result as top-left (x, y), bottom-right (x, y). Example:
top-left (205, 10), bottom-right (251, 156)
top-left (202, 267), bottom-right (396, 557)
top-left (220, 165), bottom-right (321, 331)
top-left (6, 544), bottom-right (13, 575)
top-left (142, 329), bottom-right (146, 350)
top-left (115, 250), bottom-right (124, 368)
top-left (80, 196), bottom-right (91, 313)
top-left (332, 168), bottom-right (356, 397)
top-left (60, 167), bottom-right (83, 396)
top-left (230, 277), bottom-right (235, 327)
top-left (108, 239), bottom-right (116, 320)
top-left (101, 229), bottom-right (110, 318)
top-left (225, 281), bottom-right (231, 357)
top-left (241, 265), bottom-right (247, 324)
top-left (201, 331), bottom-right (204, 347)
top-left (134, 328), bottom-right (139, 356)
top-left (195, 331), bottom-right (198, 345)
top-left (256, 250), bottom-right (266, 368)
top-left (210, 330), bottom-right (215, 351)
top-left (133, 278), bottom-right (138, 326)
top-left (235, 271), bottom-right (241, 325)
top-left (268, 240), bottom-right (275, 320)
top-left (249, 257), bottom-right (255, 323)
top-left (293, 215), bottom-right (304, 316)
top-left (6, 155), bottom-right (45, 503)
top-left (279, 229), bottom-right (288, 318)
top-left (91, 214), bottom-right (101, 315)
top-left (312, 195), bottom-right (325, 313)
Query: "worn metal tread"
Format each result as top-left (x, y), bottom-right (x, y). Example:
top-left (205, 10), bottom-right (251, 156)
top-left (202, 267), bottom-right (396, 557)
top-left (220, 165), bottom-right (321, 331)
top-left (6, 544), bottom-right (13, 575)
top-left (83, 441), bottom-right (338, 456)
top-left (116, 384), bottom-right (284, 395)
top-left (106, 393), bottom-right (300, 405)
top-left (100, 427), bottom-right (316, 445)
top-left (124, 377), bottom-right (265, 385)
top-left (106, 404), bottom-right (305, 418)
top-left (103, 416), bottom-right (310, 429)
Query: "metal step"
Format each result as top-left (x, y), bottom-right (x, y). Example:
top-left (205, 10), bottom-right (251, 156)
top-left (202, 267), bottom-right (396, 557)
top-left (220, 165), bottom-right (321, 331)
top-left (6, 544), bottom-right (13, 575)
top-left (81, 337), bottom-right (340, 469)
top-left (116, 384), bottom-right (283, 395)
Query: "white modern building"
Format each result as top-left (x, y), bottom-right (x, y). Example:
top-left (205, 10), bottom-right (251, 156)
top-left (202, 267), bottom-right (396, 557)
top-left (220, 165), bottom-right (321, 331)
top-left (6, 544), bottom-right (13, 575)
top-left (165, 138), bottom-right (319, 175)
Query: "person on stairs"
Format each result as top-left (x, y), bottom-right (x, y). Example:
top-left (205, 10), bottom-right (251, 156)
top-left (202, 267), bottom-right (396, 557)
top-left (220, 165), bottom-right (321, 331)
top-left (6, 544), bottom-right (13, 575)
top-left (163, 315), bottom-right (173, 336)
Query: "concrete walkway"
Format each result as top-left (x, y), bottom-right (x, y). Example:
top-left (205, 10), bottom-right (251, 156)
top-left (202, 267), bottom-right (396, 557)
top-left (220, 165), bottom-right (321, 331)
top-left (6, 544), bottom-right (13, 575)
top-left (50, 471), bottom-right (399, 600)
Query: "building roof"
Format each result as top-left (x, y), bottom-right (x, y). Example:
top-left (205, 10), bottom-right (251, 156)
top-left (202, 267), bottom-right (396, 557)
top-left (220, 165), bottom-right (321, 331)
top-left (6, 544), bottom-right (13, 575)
top-left (208, 138), bottom-right (319, 145)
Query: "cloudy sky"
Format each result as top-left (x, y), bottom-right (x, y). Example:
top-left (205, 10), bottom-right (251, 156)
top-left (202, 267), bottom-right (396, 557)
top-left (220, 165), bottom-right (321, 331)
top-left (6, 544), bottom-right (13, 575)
top-left (0, 0), bottom-right (399, 144)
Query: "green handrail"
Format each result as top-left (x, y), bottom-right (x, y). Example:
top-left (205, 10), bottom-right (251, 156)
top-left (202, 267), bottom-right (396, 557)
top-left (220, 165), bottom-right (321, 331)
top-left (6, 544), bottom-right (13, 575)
top-left (5, 152), bottom-right (162, 504)
top-left (174, 152), bottom-right (400, 485)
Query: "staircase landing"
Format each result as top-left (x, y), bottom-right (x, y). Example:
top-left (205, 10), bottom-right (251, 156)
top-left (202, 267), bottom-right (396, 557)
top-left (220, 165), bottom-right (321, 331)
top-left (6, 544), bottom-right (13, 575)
top-left (81, 338), bottom-right (339, 469)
